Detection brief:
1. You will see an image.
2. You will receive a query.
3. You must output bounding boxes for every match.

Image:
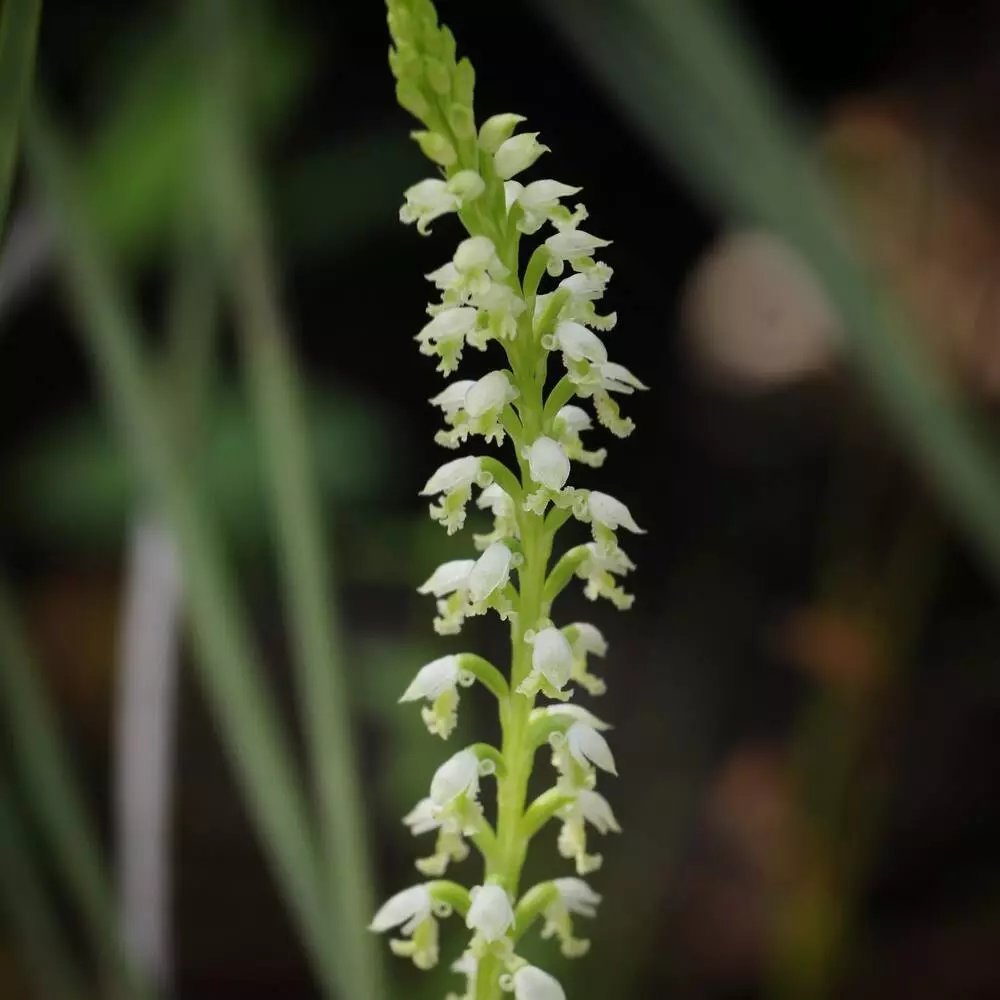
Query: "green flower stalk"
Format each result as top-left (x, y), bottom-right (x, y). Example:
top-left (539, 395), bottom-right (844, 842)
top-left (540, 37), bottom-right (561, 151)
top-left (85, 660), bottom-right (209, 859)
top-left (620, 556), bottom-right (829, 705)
top-left (372, 3), bottom-right (646, 998)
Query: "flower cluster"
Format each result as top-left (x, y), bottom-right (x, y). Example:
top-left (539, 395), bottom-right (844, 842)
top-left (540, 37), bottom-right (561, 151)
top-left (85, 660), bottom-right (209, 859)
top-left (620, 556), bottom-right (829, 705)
top-left (374, 3), bottom-right (646, 998)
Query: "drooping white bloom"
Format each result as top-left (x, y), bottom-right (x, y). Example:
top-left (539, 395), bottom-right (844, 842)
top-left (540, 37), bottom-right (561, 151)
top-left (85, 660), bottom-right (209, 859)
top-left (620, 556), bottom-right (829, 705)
top-left (466, 883), bottom-right (514, 942)
top-left (418, 559), bottom-right (475, 598)
top-left (474, 482), bottom-right (519, 550)
top-left (400, 171), bottom-right (485, 235)
top-left (494, 132), bottom-right (550, 180)
top-left (507, 179), bottom-right (587, 235)
top-left (557, 788), bottom-right (621, 875)
top-left (370, 884), bottom-right (440, 969)
top-left (416, 306), bottom-right (481, 374)
top-left (553, 322), bottom-right (607, 365)
top-left (518, 626), bottom-right (574, 697)
top-left (584, 491), bottom-right (645, 553)
top-left (545, 703), bottom-right (612, 732)
top-left (541, 878), bottom-right (602, 957)
top-left (420, 456), bottom-right (490, 535)
top-left (562, 622), bottom-right (609, 695)
top-left (552, 405), bottom-right (607, 470)
top-left (402, 797), bottom-right (441, 836)
top-left (467, 542), bottom-right (513, 605)
top-left (513, 965), bottom-right (566, 1000)
top-left (400, 654), bottom-right (465, 739)
top-left (575, 542), bottom-right (635, 610)
top-left (464, 371), bottom-right (519, 444)
top-left (430, 748), bottom-right (481, 807)
top-left (430, 380), bottom-right (476, 417)
top-left (404, 796), bottom-right (471, 877)
top-left (427, 236), bottom-right (510, 312)
top-left (527, 436), bottom-right (571, 492)
top-left (544, 229), bottom-right (611, 277)
top-left (566, 722), bottom-right (617, 775)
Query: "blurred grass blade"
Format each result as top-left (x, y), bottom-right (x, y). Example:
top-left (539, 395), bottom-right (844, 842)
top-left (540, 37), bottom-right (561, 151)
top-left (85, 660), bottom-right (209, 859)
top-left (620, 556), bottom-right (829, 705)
top-left (0, 768), bottom-right (87, 1000)
top-left (199, 11), bottom-right (382, 998)
top-left (24, 104), bottom-right (343, 997)
top-left (0, 0), bottom-right (41, 233)
top-left (0, 580), bottom-right (148, 997)
top-left (544, 0), bottom-right (1000, 586)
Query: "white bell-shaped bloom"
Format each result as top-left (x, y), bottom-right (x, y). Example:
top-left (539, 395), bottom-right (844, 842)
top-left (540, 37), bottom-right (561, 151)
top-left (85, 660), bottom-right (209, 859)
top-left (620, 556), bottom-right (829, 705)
top-left (466, 371), bottom-right (516, 419)
top-left (474, 482), bottom-right (519, 550)
top-left (585, 492), bottom-right (645, 553)
top-left (418, 560), bottom-right (475, 598)
top-left (545, 703), bottom-right (612, 732)
top-left (512, 179), bottom-right (586, 235)
top-left (541, 877), bottom-right (602, 957)
top-left (566, 721), bottom-right (617, 775)
top-left (403, 796), bottom-right (471, 877)
top-left (576, 789), bottom-right (621, 835)
top-left (430, 748), bottom-right (481, 807)
top-left (561, 622), bottom-right (608, 695)
top-left (553, 406), bottom-right (606, 470)
top-left (427, 236), bottom-right (510, 312)
top-left (479, 113), bottom-right (526, 154)
top-left (400, 654), bottom-right (465, 740)
top-left (553, 322), bottom-right (607, 364)
top-left (494, 132), bottom-right (550, 180)
top-left (467, 542), bottom-right (512, 604)
top-left (420, 456), bottom-right (490, 535)
top-left (575, 542), bottom-right (635, 610)
top-left (597, 361), bottom-right (648, 393)
top-left (466, 883), bottom-right (514, 942)
top-left (402, 797), bottom-right (441, 836)
top-left (400, 171), bottom-right (485, 235)
top-left (527, 436), bottom-right (570, 492)
top-left (434, 372), bottom-right (517, 448)
top-left (513, 965), bottom-right (566, 1000)
top-left (518, 626), bottom-right (574, 697)
top-left (544, 229), bottom-right (611, 277)
top-left (555, 405), bottom-right (592, 435)
top-left (557, 788), bottom-right (621, 875)
top-left (416, 306), bottom-right (481, 374)
top-left (430, 380), bottom-right (476, 416)
top-left (370, 884), bottom-right (440, 969)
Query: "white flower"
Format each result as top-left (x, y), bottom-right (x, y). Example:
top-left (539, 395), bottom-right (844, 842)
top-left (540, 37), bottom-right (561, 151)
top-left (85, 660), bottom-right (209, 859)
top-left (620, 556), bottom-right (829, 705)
top-left (430, 380), bottom-right (476, 416)
top-left (402, 797), bottom-right (441, 836)
top-left (474, 482), bottom-right (519, 550)
top-left (479, 113), bottom-right (526, 154)
top-left (557, 789), bottom-right (621, 875)
top-left (370, 884), bottom-right (440, 969)
top-left (434, 372), bottom-right (517, 448)
top-left (544, 229), bottom-right (611, 277)
top-left (467, 542), bottom-right (512, 604)
top-left (518, 626), bottom-right (574, 697)
top-left (596, 361), bottom-right (647, 393)
top-left (553, 405), bottom-right (606, 470)
top-left (404, 797), bottom-right (471, 877)
top-left (555, 405), bottom-right (591, 435)
top-left (418, 559), bottom-right (475, 598)
top-left (428, 236), bottom-right (510, 311)
top-left (494, 132), bottom-right (550, 180)
top-left (562, 622), bottom-right (608, 695)
top-left (566, 722), bottom-right (617, 775)
top-left (527, 436), bottom-right (570, 492)
top-left (400, 171), bottom-right (485, 235)
top-left (420, 456), bottom-right (490, 534)
top-left (510, 179), bottom-right (586, 235)
top-left (466, 883), bottom-right (514, 942)
top-left (545, 703), bottom-right (612, 732)
top-left (450, 950), bottom-right (479, 999)
top-left (553, 321), bottom-right (607, 364)
top-left (400, 655), bottom-right (466, 739)
top-left (430, 748), bottom-right (481, 807)
top-left (513, 965), bottom-right (566, 1000)
top-left (416, 306), bottom-right (481, 374)
top-left (584, 492), bottom-right (645, 551)
top-left (575, 542), bottom-right (635, 610)
top-left (542, 878), bottom-right (602, 957)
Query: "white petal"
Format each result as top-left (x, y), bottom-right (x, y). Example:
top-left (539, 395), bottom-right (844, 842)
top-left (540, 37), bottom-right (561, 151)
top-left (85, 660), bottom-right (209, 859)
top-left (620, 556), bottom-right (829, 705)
top-left (546, 704), bottom-right (612, 732)
top-left (599, 361), bottom-right (648, 392)
top-left (587, 491), bottom-right (644, 533)
top-left (466, 883), bottom-right (514, 942)
top-left (370, 884), bottom-right (432, 932)
top-left (554, 321), bottom-right (608, 364)
top-left (555, 405), bottom-right (592, 433)
top-left (468, 542), bottom-right (512, 603)
top-left (479, 113), bottom-right (526, 154)
top-left (494, 132), bottom-right (549, 180)
top-left (527, 436), bottom-right (570, 491)
top-left (569, 622), bottom-right (607, 657)
top-left (560, 269), bottom-right (611, 300)
top-left (514, 965), bottom-right (566, 1000)
top-left (421, 456), bottom-right (482, 496)
top-left (545, 229), bottom-right (610, 261)
top-left (552, 877), bottom-right (602, 917)
top-left (577, 789), bottom-right (621, 834)
top-left (402, 798), bottom-right (441, 836)
top-left (400, 655), bottom-right (461, 702)
top-left (417, 559), bottom-right (475, 597)
top-left (430, 748), bottom-right (480, 806)
top-left (477, 482), bottom-right (512, 515)
top-left (417, 307), bottom-right (479, 345)
top-left (531, 627), bottom-right (574, 690)
top-left (454, 235), bottom-right (498, 272)
top-left (567, 722), bottom-right (617, 775)
top-left (517, 179), bottom-right (581, 210)
top-left (430, 380), bottom-right (476, 414)
top-left (465, 371), bottom-right (515, 418)
top-left (504, 180), bottom-right (524, 211)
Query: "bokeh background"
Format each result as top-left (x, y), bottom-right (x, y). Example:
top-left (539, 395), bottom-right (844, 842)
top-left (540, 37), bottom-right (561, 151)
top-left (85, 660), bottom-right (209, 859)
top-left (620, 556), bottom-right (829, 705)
top-left (3, 1), bottom-right (1000, 998)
